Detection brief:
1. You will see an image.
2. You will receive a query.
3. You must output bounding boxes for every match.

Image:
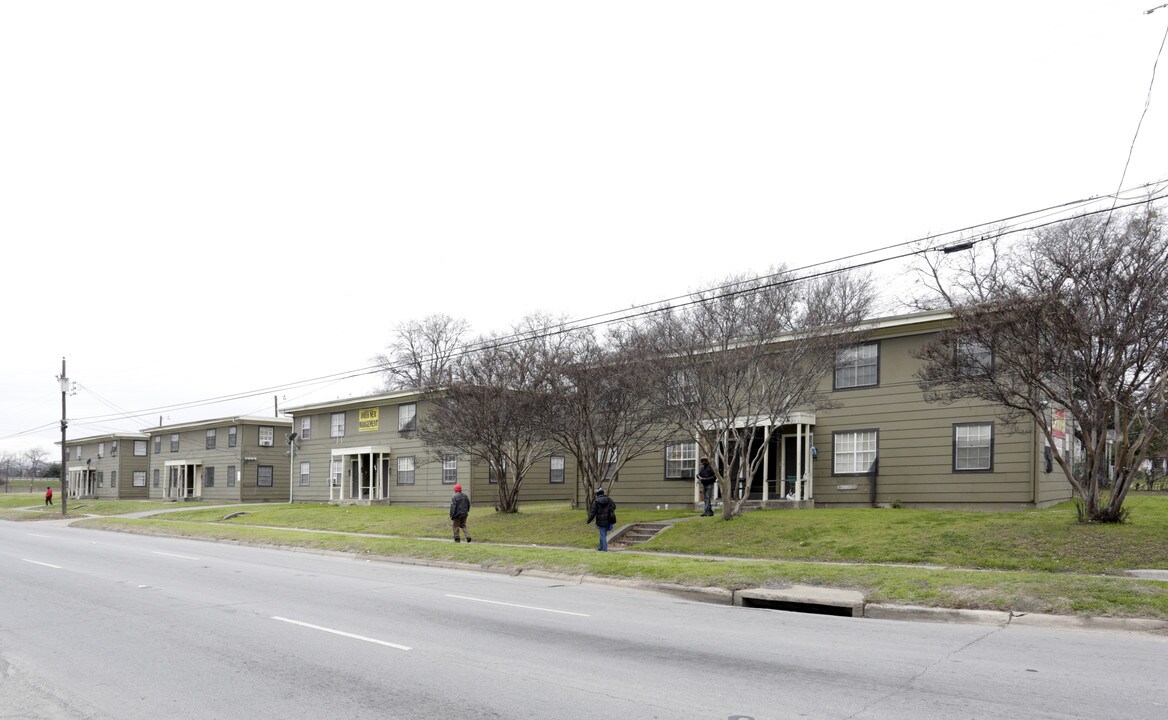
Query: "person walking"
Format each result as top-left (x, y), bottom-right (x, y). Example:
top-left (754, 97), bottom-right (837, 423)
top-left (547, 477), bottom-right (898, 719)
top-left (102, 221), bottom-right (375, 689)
top-left (585, 486), bottom-right (617, 551)
top-left (449, 484), bottom-right (472, 543)
top-left (697, 458), bottom-right (716, 516)
top-left (44, 486), bottom-right (53, 506)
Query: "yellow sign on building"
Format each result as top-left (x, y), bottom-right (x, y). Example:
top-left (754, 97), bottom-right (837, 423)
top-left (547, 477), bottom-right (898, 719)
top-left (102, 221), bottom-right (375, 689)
top-left (358, 407), bottom-right (380, 432)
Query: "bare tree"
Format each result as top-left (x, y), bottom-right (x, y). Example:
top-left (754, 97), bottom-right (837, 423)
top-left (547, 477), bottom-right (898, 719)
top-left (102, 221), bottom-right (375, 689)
top-left (374, 314), bottom-right (471, 391)
top-left (420, 315), bottom-right (564, 513)
top-left (23, 447), bottom-right (48, 490)
top-left (544, 324), bottom-right (676, 507)
top-left (646, 268), bottom-right (875, 519)
top-left (915, 204), bottom-right (1168, 522)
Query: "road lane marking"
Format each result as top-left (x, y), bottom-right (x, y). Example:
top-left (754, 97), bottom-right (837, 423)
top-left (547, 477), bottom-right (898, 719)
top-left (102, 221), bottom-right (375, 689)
top-left (26, 533), bottom-right (53, 539)
top-left (445, 594), bottom-right (590, 617)
top-left (270, 617), bottom-right (411, 651)
top-left (152, 551), bottom-right (200, 560)
top-left (23, 559), bottom-right (62, 569)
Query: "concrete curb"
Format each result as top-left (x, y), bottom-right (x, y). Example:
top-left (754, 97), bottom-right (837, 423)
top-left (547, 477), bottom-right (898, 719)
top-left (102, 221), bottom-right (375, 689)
top-left (50, 518), bottom-right (1168, 634)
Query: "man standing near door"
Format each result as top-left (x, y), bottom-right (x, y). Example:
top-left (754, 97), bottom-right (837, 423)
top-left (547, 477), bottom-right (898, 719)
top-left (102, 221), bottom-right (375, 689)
top-left (697, 458), bottom-right (716, 516)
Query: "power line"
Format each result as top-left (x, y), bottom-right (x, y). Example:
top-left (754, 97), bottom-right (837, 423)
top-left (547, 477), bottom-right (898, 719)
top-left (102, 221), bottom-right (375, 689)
top-left (48, 184), bottom-right (1168, 430)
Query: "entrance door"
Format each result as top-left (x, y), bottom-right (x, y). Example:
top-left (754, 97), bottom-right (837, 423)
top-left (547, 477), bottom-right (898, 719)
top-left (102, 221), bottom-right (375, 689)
top-left (782, 435), bottom-right (808, 498)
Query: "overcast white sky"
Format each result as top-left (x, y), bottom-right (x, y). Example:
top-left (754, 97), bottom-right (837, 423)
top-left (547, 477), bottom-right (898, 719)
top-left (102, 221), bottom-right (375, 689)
top-left (2, 1), bottom-right (1166, 460)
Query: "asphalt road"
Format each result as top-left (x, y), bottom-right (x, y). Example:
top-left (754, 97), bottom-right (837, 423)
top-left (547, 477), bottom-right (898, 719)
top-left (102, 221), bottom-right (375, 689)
top-left (2, 520), bottom-right (1166, 720)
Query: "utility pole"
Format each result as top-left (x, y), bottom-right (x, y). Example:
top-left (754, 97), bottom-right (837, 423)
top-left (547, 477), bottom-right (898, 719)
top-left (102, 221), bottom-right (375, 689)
top-left (56, 357), bottom-right (69, 516)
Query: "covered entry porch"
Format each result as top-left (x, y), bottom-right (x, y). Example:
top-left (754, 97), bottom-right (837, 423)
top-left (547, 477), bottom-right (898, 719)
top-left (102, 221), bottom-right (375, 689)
top-left (164, 461), bottom-right (202, 501)
top-left (697, 412), bottom-right (817, 509)
top-left (329, 446), bottom-right (392, 504)
top-left (66, 464), bottom-right (96, 499)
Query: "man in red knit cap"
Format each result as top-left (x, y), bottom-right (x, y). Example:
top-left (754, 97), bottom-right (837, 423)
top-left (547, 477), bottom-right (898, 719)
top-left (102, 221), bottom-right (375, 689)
top-left (449, 484), bottom-right (472, 543)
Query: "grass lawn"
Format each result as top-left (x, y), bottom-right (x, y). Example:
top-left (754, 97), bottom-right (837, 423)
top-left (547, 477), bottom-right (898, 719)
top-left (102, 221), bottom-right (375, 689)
top-left (0, 497), bottom-right (208, 518)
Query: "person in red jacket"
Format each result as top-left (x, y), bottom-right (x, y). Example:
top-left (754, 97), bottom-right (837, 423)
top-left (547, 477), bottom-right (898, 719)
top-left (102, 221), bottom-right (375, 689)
top-left (44, 486), bottom-right (53, 506)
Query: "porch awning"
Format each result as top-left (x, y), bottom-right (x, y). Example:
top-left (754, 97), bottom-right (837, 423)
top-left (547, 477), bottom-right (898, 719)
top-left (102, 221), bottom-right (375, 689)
top-left (330, 445), bottom-right (393, 457)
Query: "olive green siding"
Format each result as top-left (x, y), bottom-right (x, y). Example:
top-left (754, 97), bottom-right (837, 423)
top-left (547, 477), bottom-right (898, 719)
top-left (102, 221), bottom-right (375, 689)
top-left (468, 454), bottom-right (577, 508)
top-left (146, 419), bottom-right (292, 502)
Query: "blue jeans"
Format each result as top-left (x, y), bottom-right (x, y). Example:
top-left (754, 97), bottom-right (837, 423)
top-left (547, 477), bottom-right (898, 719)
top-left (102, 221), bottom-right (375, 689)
top-left (597, 524), bottom-right (610, 551)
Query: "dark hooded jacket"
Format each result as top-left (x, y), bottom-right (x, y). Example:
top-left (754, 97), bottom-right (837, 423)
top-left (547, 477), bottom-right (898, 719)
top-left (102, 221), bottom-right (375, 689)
top-left (586, 493), bottom-right (617, 528)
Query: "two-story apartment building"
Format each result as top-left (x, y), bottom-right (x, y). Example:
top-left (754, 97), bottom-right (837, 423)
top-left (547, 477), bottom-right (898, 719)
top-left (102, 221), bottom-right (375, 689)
top-left (605, 309), bottom-right (1072, 510)
top-left (283, 389), bottom-right (576, 506)
top-left (145, 416), bottom-right (292, 502)
top-left (60, 433), bottom-right (152, 500)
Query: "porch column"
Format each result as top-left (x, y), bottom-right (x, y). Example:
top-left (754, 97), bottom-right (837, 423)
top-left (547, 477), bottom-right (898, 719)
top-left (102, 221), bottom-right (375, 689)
top-left (805, 430), bottom-right (814, 500)
top-left (795, 423), bottom-right (804, 501)
top-left (762, 426), bottom-right (771, 503)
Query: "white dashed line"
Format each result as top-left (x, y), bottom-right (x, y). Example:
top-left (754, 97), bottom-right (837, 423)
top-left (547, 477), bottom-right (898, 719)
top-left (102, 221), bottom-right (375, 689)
top-left (23, 559), bottom-right (62, 569)
top-left (271, 617), bottom-right (411, 650)
top-left (152, 551), bottom-right (200, 560)
top-left (445, 594), bottom-right (590, 617)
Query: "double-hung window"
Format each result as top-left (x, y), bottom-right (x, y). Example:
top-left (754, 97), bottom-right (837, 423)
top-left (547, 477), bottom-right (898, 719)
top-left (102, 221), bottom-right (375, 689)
top-left (442, 454), bottom-right (457, 484)
top-left (549, 455), bottom-right (565, 484)
top-left (206, 429), bottom-right (217, 450)
top-left (256, 465), bottom-right (273, 487)
top-left (835, 343), bottom-right (879, 389)
top-left (330, 412), bottom-right (346, 438)
top-left (398, 403), bottom-right (417, 432)
top-left (300, 417), bottom-right (311, 440)
top-left (300, 461), bottom-right (311, 486)
top-left (665, 441), bottom-right (698, 479)
top-left (396, 456), bottom-right (415, 485)
top-left (170, 434), bottom-right (180, 452)
top-left (204, 467), bottom-right (215, 487)
top-left (258, 426), bottom-right (274, 447)
top-left (134, 440), bottom-right (147, 457)
top-left (133, 470), bottom-right (147, 487)
top-left (833, 430), bottom-right (878, 475)
top-left (228, 426), bottom-right (238, 448)
top-left (954, 423), bottom-right (993, 471)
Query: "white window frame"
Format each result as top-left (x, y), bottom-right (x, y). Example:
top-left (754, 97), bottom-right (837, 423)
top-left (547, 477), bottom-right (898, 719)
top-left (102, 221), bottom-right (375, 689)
top-left (98, 442), bottom-right (105, 459)
top-left (835, 342), bottom-right (879, 389)
top-left (330, 457), bottom-right (342, 487)
top-left (833, 430), bottom-right (878, 475)
top-left (550, 455), bottom-right (565, 484)
top-left (665, 441), bottom-right (698, 480)
top-left (133, 470), bottom-right (147, 487)
top-left (300, 417), bottom-right (311, 440)
top-left (258, 426), bottom-right (274, 447)
top-left (398, 403), bottom-right (417, 432)
top-left (300, 460), bottom-right (311, 486)
top-left (330, 412), bottom-right (346, 438)
top-left (134, 440), bottom-right (147, 456)
top-left (396, 456), bottom-right (415, 485)
top-left (442, 454), bottom-right (457, 484)
top-left (954, 422), bottom-right (994, 472)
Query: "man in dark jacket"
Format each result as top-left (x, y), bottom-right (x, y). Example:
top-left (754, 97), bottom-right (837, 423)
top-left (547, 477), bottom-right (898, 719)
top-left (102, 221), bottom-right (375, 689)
top-left (697, 458), bottom-right (716, 516)
top-left (449, 484), bottom-right (472, 543)
top-left (585, 487), bottom-right (617, 551)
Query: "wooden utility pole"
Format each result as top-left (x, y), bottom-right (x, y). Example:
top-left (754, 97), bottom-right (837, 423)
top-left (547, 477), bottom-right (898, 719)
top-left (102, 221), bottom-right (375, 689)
top-left (57, 357), bottom-right (69, 516)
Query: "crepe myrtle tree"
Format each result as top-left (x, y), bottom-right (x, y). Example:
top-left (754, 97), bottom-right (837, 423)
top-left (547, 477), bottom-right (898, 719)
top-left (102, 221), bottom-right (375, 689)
top-left (915, 204), bottom-right (1168, 523)
top-left (419, 315), bottom-right (566, 513)
top-left (374, 314), bottom-right (471, 392)
top-left (543, 324), bottom-right (677, 508)
top-left (645, 267), bottom-right (875, 519)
